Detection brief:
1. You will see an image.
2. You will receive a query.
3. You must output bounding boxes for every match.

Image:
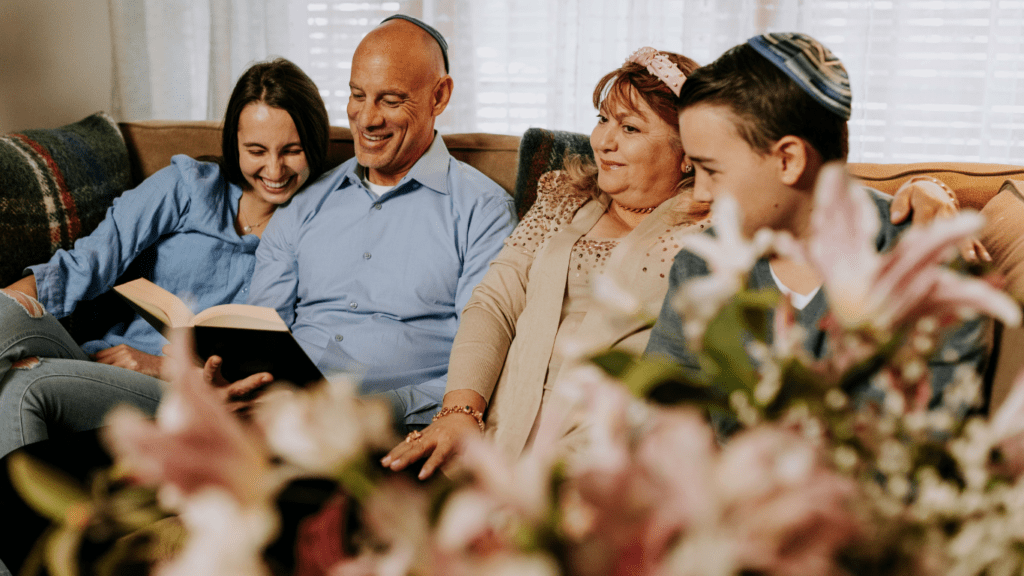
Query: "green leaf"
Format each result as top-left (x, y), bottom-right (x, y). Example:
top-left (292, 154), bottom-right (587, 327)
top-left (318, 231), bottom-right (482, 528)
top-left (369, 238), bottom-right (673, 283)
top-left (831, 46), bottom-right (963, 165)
top-left (766, 358), bottom-right (828, 416)
top-left (624, 358), bottom-right (726, 409)
top-left (734, 288), bottom-right (780, 341)
top-left (334, 456), bottom-right (376, 502)
top-left (590, 349), bottom-right (635, 379)
top-left (7, 452), bottom-right (90, 525)
top-left (701, 298), bottom-right (760, 394)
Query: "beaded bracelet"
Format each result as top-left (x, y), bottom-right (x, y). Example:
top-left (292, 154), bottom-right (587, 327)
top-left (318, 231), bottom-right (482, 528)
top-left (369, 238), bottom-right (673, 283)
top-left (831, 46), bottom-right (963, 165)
top-left (433, 405), bottom-right (485, 432)
top-left (898, 175), bottom-right (960, 210)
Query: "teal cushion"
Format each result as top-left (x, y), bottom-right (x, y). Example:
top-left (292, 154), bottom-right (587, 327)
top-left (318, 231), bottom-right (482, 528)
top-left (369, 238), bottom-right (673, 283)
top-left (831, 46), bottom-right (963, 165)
top-left (0, 113), bottom-right (131, 287)
top-left (513, 128), bottom-right (592, 219)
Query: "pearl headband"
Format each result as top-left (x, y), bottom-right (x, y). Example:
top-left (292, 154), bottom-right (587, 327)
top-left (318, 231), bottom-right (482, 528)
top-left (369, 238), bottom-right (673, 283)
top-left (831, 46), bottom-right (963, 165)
top-left (626, 47), bottom-right (687, 96)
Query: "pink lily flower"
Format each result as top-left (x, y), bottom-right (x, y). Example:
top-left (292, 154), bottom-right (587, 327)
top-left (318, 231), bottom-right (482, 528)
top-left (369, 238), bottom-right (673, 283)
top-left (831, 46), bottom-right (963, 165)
top-left (103, 333), bottom-right (272, 506)
top-left (671, 195), bottom-right (781, 345)
top-left (809, 164), bottom-right (1021, 335)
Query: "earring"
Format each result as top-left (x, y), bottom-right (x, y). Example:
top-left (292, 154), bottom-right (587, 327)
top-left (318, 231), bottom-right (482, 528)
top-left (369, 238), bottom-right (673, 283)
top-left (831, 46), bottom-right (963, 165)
top-left (684, 164), bottom-right (693, 173)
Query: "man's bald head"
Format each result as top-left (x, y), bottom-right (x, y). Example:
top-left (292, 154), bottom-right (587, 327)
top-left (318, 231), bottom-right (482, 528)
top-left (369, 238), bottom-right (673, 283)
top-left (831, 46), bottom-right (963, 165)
top-left (379, 14), bottom-right (449, 72)
top-left (347, 17), bottom-right (454, 185)
top-left (356, 19), bottom-right (447, 87)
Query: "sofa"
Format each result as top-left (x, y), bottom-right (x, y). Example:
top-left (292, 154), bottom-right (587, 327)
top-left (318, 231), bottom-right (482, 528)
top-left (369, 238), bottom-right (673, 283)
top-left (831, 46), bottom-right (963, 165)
top-left (2, 113), bottom-right (1022, 410)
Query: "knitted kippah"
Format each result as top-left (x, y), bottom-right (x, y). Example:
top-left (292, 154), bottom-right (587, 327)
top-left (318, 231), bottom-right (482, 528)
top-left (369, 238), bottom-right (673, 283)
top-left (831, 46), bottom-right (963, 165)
top-left (746, 32), bottom-right (852, 120)
top-left (380, 14), bottom-right (450, 73)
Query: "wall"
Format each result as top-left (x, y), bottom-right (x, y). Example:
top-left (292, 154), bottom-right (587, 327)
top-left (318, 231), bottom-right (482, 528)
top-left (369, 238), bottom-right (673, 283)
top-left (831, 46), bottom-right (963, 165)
top-left (0, 0), bottom-right (114, 133)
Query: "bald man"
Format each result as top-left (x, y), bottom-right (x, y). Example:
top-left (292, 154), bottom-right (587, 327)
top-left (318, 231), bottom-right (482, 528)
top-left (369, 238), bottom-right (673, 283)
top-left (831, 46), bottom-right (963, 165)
top-left (246, 17), bottom-right (517, 430)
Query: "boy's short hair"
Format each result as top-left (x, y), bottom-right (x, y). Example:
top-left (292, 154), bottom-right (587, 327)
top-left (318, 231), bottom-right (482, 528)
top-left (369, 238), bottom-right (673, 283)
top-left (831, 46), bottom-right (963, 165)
top-left (676, 34), bottom-right (850, 162)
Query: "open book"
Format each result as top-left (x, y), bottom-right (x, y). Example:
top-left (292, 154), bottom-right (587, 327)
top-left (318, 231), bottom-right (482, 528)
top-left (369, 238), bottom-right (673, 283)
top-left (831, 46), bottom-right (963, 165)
top-left (113, 278), bottom-right (324, 387)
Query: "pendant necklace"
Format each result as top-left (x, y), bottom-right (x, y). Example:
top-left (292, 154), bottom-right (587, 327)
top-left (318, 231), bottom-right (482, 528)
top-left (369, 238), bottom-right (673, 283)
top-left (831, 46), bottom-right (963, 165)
top-left (241, 202), bottom-right (273, 234)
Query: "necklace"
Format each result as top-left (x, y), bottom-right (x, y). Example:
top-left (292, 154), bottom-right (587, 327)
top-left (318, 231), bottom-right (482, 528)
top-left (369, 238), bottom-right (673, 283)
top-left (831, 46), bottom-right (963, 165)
top-left (613, 200), bottom-right (655, 214)
top-left (240, 204), bottom-right (273, 234)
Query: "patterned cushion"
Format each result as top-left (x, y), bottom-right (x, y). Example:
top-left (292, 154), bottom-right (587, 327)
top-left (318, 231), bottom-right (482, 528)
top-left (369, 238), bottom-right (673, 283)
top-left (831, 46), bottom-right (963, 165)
top-left (0, 113), bottom-right (131, 287)
top-left (513, 128), bottom-right (592, 219)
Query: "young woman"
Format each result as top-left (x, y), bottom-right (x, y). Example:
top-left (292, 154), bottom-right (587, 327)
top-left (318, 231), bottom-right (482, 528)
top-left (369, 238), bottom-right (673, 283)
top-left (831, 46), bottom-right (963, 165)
top-left (0, 57), bottom-right (329, 457)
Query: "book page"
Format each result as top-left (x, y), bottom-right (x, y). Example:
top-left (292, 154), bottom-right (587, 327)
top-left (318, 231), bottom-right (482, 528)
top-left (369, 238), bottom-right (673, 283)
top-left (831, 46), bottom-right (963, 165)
top-left (192, 304), bottom-right (289, 332)
top-left (113, 278), bottom-right (195, 328)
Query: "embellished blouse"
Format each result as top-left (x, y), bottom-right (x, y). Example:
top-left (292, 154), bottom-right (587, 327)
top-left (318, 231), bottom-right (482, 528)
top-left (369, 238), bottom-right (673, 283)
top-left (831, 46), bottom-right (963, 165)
top-left (445, 170), bottom-right (706, 459)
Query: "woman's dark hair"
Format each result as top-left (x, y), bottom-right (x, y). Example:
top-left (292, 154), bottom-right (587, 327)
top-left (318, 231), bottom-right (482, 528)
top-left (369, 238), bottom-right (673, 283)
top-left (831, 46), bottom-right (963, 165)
top-left (676, 44), bottom-right (849, 162)
top-left (221, 58), bottom-right (330, 188)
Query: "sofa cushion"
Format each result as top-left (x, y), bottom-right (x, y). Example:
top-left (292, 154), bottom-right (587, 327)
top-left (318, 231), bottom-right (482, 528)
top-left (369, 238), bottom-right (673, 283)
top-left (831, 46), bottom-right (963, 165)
top-left (0, 112), bottom-right (131, 287)
top-left (981, 180), bottom-right (1024, 303)
top-left (513, 128), bottom-right (593, 218)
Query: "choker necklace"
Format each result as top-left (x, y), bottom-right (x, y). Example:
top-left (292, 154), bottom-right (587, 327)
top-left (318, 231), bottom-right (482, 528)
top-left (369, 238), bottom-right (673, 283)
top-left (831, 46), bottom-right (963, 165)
top-left (614, 200), bottom-right (655, 214)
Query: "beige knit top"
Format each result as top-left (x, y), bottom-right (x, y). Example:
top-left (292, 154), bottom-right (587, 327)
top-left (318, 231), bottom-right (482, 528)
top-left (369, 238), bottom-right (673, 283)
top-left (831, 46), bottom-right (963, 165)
top-left (445, 171), bottom-right (704, 458)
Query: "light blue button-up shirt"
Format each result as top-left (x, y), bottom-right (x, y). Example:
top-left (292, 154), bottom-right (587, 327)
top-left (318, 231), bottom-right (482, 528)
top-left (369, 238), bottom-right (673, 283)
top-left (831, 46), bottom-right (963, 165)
top-left (248, 133), bottom-right (517, 425)
top-left (29, 156), bottom-right (260, 355)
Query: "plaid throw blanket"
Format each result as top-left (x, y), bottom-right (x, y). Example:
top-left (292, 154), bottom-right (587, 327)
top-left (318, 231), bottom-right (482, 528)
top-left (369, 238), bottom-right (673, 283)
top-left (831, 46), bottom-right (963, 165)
top-left (513, 127), bottom-right (593, 219)
top-left (0, 113), bottom-right (131, 287)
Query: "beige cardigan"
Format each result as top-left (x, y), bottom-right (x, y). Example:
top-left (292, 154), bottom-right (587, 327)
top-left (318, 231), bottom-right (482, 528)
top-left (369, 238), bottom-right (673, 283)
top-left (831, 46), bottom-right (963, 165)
top-left (445, 171), bottom-right (703, 460)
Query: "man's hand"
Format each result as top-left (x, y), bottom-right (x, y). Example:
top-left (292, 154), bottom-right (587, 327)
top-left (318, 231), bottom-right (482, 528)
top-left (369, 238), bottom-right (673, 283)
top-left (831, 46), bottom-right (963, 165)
top-left (92, 344), bottom-right (164, 378)
top-left (890, 178), bottom-right (991, 263)
top-left (202, 355), bottom-right (274, 416)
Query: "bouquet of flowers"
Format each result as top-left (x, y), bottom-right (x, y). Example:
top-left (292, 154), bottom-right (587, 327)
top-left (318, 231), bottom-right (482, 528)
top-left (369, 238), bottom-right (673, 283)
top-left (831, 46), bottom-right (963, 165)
top-left (10, 165), bottom-right (1024, 576)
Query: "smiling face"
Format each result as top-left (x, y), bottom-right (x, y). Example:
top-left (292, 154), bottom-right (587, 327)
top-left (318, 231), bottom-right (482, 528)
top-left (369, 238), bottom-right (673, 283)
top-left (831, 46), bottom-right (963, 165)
top-left (589, 88), bottom-right (685, 210)
top-left (237, 102), bottom-right (310, 205)
top-left (347, 21), bottom-right (451, 186)
top-left (679, 103), bottom-right (801, 238)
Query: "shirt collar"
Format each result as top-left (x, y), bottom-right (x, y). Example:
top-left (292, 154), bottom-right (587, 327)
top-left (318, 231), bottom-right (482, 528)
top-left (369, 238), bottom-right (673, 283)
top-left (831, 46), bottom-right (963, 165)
top-left (344, 131), bottom-right (452, 196)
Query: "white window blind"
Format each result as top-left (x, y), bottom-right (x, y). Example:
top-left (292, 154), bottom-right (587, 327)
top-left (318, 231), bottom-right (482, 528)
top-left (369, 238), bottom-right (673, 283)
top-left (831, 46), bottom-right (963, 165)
top-left (792, 1), bottom-right (1024, 163)
top-left (110, 1), bottom-right (1024, 164)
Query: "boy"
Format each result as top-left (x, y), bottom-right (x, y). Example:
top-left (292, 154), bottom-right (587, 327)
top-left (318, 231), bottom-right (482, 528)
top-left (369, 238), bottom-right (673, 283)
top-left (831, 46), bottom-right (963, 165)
top-left (644, 32), bottom-right (987, 413)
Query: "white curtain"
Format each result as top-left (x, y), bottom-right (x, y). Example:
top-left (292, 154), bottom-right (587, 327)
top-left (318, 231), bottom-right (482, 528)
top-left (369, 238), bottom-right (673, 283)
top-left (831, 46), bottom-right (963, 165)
top-left (109, 0), bottom-right (1024, 164)
top-left (108, 0), bottom-right (307, 123)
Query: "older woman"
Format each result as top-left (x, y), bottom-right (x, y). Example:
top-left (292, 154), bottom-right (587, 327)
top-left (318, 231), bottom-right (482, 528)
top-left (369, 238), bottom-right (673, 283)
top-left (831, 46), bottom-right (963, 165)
top-left (382, 48), bottom-right (705, 477)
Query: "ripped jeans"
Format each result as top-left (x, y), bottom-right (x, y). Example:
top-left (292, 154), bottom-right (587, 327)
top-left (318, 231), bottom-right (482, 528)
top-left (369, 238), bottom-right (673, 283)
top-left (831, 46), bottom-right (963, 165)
top-left (0, 291), bottom-right (163, 458)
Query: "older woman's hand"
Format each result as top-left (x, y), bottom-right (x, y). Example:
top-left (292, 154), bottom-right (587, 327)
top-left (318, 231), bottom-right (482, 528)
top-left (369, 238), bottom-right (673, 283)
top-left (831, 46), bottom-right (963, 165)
top-left (890, 177), bottom-right (991, 262)
top-left (381, 389), bottom-right (486, 480)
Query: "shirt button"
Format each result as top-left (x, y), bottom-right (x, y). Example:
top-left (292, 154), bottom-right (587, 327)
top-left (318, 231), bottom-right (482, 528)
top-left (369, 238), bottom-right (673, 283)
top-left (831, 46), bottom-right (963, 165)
top-left (334, 334), bottom-right (343, 342)
top-left (349, 302), bottom-right (358, 310)
top-left (363, 252), bottom-right (371, 260)
top-left (373, 203), bottom-right (382, 210)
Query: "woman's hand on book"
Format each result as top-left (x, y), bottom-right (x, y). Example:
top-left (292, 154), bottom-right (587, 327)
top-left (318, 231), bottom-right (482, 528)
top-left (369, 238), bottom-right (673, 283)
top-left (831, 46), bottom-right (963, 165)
top-left (202, 355), bottom-right (274, 416)
top-left (92, 344), bottom-right (163, 378)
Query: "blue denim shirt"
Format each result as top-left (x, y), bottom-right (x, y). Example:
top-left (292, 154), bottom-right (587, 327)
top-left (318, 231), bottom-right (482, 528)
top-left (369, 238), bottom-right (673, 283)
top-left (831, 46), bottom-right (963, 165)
top-left (29, 156), bottom-right (259, 355)
top-left (248, 133), bottom-right (517, 425)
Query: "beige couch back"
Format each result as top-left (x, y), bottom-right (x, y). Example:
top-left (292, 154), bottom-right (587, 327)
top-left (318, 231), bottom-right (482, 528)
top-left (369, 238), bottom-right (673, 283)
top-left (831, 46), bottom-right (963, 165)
top-left (118, 120), bottom-right (1024, 413)
top-left (119, 121), bottom-right (521, 196)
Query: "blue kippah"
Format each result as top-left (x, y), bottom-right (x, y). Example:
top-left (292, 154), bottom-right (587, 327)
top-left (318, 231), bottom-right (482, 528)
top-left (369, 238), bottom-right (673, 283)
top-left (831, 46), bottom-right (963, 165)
top-left (746, 32), bottom-right (852, 120)
top-left (380, 14), bottom-right (450, 73)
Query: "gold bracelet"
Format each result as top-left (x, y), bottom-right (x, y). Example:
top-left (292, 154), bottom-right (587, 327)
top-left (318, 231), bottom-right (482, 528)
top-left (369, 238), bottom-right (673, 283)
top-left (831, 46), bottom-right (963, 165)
top-left (433, 405), bottom-right (485, 432)
top-left (899, 175), bottom-right (960, 210)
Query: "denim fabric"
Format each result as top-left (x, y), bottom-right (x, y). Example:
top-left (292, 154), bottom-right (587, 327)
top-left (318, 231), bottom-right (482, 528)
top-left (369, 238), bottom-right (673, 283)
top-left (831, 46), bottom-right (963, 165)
top-left (249, 133), bottom-right (517, 426)
top-left (0, 293), bottom-right (162, 458)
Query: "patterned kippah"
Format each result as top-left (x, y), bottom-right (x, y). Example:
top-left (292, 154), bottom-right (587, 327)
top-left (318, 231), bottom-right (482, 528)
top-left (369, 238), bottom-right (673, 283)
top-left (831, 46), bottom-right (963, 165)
top-left (746, 32), bottom-right (852, 120)
top-left (380, 14), bottom-right (450, 73)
